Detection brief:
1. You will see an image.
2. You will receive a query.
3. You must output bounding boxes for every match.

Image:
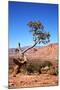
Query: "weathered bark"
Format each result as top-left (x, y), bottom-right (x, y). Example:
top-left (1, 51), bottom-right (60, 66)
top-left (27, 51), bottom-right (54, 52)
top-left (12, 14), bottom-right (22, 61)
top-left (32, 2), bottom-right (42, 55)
top-left (13, 41), bottom-right (38, 76)
top-left (13, 52), bottom-right (27, 76)
top-left (13, 57), bottom-right (27, 76)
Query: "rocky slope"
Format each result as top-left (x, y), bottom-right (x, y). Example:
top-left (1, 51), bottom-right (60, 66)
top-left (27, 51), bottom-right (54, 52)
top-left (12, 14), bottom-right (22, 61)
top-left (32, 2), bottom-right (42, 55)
top-left (9, 43), bottom-right (59, 65)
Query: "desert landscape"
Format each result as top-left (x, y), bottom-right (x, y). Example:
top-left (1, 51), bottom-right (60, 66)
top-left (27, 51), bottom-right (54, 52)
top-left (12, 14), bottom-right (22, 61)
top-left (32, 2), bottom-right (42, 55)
top-left (8, 43), bottom-right (59, 89)
top-left (8, 2), bottom-right (58, 89)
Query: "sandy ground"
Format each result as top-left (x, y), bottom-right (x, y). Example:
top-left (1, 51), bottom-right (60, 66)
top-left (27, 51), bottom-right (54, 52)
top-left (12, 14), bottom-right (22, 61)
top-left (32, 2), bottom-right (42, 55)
top-left (8, 74), bottom-right (58, 89)
top-left (8, 44), bottom-right (58, 89)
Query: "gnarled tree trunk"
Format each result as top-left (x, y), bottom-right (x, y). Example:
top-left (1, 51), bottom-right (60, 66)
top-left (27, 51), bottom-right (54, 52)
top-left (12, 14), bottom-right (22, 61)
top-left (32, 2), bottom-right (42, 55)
top-left (13, 41), bottom-right (38, 76)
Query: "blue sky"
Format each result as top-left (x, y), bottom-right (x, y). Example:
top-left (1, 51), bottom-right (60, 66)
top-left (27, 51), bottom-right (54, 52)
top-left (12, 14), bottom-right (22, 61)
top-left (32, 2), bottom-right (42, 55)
top-left (9, 1), bottom-right (58, 48)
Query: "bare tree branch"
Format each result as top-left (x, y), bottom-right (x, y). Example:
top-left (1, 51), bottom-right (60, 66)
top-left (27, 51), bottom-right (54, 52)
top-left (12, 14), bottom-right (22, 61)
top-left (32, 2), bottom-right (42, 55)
top-left (22, 41), bottom-right (39, 54)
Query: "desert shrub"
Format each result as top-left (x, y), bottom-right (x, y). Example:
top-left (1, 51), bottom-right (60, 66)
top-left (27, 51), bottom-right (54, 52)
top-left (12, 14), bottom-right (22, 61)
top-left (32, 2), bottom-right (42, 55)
top-left (37, 65), bottom-right (42, 74)
top-left (53, 67), bottom-right (58, 76)
top-left (47, 66), bottom-right (58, 76)
top-left (26, 63), bottom-right (42, 74)
top-left (39, 61), bottom-right (53, 74)
top-left (33, 63), bottom-right (41, 74)
top-left (41, 61), bottom-right (52, 68)
top-left (19, 60), bottom-right (53, 75)
top-left (26, 64), bottom-right (35, 74)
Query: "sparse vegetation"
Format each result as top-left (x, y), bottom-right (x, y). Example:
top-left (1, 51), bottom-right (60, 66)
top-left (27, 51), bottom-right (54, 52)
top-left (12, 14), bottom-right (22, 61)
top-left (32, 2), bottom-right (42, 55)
top-left (41, 61), bottom-right (53, 68)
top-left (24, 61), bottom-right (53, 74)
top-left (26, 64), bottom-right (35, 74)
top-left (9, 60), bottom-right (58, 76)
top-left (9, 66), bottom-right (14, 74)
top-left (53, 67), bottom-right (58, 76)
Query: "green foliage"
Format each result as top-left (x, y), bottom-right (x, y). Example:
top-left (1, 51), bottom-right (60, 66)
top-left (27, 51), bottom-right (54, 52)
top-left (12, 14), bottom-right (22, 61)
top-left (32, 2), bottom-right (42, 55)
top-left (41, 61), bottom-right (53, 68)
top-left (28, 21), bottom-right (44, 30)
top-left (28, 21), bottom-right (50, 44)
top-left (26, 63), bottom-right (42, 74)
top-left (26, 64), bottom-right (35, 74)
top-left (26, 61), bottom-right (53, 74)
